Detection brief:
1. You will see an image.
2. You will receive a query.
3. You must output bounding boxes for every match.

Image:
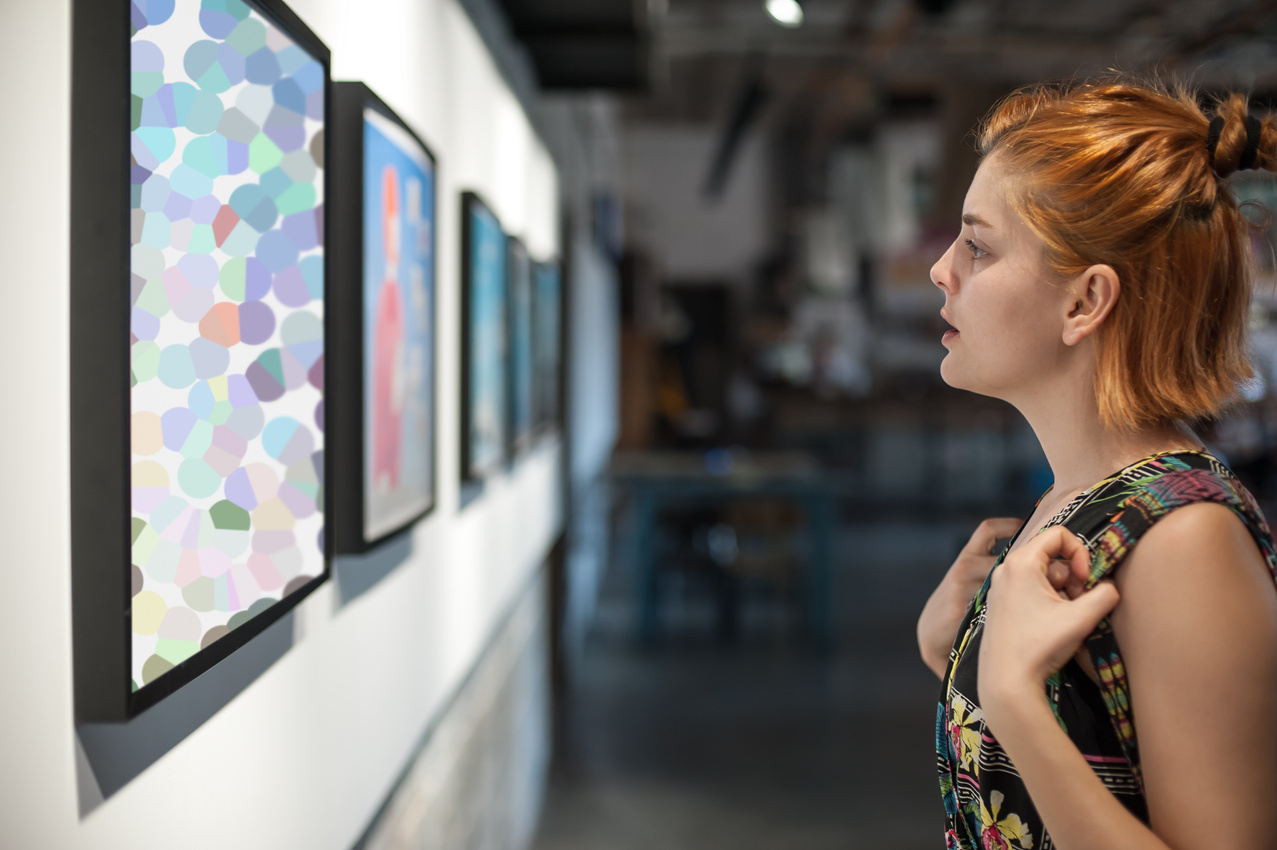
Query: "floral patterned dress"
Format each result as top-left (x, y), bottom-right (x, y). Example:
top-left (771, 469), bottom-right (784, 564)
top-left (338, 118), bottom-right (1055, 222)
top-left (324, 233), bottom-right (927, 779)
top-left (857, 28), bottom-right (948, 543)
top-left (936, 451), bottom-right (1277, 849)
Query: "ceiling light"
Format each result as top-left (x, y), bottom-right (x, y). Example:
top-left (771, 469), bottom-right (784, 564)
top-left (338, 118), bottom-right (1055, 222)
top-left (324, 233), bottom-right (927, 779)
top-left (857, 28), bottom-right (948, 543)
top-left (765, 0), bottom-right (803, 28)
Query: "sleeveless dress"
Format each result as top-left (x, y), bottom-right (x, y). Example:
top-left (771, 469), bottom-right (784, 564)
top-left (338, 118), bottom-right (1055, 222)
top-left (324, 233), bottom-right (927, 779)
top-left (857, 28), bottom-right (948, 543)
top-left (936, 450), bottom-right (1277, 850)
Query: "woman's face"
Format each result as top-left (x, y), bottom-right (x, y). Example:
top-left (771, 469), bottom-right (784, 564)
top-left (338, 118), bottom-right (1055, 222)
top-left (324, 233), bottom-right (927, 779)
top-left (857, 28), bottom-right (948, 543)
top-left (931, 154), bottom-right (1078, 401)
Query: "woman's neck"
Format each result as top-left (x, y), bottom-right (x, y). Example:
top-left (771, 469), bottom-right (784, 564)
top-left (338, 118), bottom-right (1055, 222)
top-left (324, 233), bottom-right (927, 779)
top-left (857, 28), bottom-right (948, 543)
top-left (1012, 374), bottom-right (1200, 496)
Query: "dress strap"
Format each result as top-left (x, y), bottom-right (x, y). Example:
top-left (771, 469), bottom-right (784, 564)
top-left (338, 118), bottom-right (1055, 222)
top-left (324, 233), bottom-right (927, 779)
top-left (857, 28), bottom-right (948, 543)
top-left (1073, 461), bottom-right (1277, 792)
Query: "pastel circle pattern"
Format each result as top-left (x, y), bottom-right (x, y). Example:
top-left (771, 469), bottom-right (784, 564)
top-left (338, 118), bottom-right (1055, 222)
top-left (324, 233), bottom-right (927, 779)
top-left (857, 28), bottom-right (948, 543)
top-left (130, 0), bottom-right (324, 690)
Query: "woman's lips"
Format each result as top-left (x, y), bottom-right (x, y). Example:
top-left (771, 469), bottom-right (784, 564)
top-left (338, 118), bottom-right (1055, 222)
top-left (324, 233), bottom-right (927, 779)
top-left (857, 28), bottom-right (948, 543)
top-left (941, 312), bottom-right (958, 344)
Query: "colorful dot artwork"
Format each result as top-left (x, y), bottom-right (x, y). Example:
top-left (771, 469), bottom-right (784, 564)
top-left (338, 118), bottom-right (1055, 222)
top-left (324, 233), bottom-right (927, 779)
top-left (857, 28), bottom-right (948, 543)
top-left (130, 0), bottom-right (325, 690)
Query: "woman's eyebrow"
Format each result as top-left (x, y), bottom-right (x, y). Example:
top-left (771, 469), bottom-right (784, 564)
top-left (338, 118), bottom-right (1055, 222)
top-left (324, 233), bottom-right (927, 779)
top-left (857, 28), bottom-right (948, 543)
top-left (962, 212), bottom-right (992, 228)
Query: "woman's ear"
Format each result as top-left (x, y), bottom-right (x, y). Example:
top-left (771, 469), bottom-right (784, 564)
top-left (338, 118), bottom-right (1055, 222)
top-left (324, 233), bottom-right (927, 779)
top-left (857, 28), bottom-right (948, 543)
top-left (1063, 264), bottom-right (1119, 346)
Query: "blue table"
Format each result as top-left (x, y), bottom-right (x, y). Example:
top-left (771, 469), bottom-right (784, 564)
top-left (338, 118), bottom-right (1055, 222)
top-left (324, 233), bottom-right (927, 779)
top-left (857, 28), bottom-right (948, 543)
top-left (611, 451), bottom-right (838, 649)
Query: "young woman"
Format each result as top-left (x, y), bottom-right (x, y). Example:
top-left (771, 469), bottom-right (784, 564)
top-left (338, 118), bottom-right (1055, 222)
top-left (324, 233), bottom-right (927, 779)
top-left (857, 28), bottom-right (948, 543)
top-left (917, 79), bottom-right (1277, 850)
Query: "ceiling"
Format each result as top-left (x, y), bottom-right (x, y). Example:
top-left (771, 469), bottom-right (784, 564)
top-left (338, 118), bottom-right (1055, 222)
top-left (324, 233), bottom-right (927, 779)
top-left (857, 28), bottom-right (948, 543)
top-left (603, 0), bottom-right (1277, 212)
top-left (631, 0), bottom-right (1277, 125)
top-left (494, 0), bottom-right (653, 88)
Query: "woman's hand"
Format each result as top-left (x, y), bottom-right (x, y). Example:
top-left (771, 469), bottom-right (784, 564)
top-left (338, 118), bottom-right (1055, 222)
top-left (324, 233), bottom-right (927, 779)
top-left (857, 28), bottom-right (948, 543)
top-left (978, 525), bottom-right (1120, 731)
top-left (918, 517), bottom-right (1023, 678)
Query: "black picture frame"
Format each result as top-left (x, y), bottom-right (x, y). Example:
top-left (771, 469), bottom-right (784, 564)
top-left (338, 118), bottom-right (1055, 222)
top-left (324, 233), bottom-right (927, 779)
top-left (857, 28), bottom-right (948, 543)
top-left (506, 235), bottom-right (534, 457)
top-left (71, 0), bottom-right (332, 722)
top-left (460, 191), bottom-right (508, 481)
top-left (329, 82), bottom-right (438, 554)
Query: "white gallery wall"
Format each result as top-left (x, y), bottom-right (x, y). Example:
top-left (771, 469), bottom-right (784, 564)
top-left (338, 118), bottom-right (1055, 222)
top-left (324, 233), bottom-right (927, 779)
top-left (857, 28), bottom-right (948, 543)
top-left (538, 96), bottom-right (621, 493)
top-left (0, 0), bottom-right (574, 847)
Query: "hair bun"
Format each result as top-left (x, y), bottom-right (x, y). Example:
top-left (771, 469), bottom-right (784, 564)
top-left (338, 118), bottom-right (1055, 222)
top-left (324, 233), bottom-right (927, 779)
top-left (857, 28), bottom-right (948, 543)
top-left (1210, 95), bottom-right (1273, 178)
top-left (1206, 115), bottom-right (1225, 160)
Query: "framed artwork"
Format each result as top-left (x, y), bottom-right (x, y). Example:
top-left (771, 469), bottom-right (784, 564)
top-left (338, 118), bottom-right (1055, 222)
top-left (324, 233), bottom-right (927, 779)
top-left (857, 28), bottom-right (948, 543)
top-left (506, 236), bottom-right (534, 455)
top-left (71, 0), bottom-right (330, 721)
top-left (330, 82), bottom-right (437, 552)
top-left (533, 259), bottom-right (563, 432)
top-left (460, 192), bottom-right (507, 480)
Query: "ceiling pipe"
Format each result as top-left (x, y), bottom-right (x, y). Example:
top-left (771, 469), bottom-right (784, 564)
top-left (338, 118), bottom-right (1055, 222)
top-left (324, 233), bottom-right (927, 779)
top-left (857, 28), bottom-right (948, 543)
top-left (704, 52), bottom-right (769, 199)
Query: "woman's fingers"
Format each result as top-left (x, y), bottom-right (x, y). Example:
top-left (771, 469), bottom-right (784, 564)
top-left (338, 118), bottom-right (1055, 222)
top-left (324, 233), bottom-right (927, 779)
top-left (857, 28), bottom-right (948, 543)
top-left (1027, 526), bottom-right (1092, 581)
top-left (963, 517), bottom-right (1024, 557)
top-left (982, 540), bottom-right (1118, 693)
top-left (1057, 580), bottom-right (1120, 646)
top-left (1046, 558), bottom-right (1071, 589)
top-left (1063, 573), bottom-right (1086, 600)
top-left (1077, 579), bottom-right (1120, 618)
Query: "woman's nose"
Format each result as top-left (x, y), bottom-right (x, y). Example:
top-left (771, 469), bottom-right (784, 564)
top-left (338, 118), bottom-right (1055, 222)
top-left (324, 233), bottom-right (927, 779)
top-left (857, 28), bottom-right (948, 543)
top-left (931, 241), bottom-right (956, 293)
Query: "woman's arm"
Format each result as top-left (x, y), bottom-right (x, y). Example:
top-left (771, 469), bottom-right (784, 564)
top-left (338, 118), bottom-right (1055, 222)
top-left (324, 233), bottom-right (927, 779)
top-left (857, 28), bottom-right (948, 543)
top-left (979, 691), bottom-right (1170, 850)
top-left (979, 508), bottom-right (1277, 850)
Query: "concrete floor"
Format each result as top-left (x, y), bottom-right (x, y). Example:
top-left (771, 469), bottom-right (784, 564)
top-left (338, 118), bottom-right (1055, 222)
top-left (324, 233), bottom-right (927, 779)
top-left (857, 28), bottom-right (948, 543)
top-left (532, 519), bottom-right (975, 850)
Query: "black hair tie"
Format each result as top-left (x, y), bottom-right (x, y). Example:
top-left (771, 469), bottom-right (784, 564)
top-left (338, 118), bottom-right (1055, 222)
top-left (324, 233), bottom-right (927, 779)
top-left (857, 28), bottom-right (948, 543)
top-left (1207, 115), bottom-right (1224, 159)
top-left (1240, 114), bottom-right (1264, 171)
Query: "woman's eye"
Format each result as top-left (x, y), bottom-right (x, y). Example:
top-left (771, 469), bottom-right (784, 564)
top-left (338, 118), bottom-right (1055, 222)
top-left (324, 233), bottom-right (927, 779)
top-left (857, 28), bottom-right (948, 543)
top-left (964, 238), bottom-right (987, 260)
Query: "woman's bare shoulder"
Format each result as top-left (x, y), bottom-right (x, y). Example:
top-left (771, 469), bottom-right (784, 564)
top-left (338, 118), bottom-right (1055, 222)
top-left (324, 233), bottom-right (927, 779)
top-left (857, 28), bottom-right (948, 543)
top-left (1113, 500), bottom-right (1276, 630)
top-left (1121, 500), bottom-right (1269, 582)
top-left (1111, 503), bottom-right (1277, 846)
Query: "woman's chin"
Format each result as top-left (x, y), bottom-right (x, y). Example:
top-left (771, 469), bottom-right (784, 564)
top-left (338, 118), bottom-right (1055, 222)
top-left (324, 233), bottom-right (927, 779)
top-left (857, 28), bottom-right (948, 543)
top-left (939, 356), bottom-right (963, 389)
top-left (939, 363), bottom-right (1013, 404)
top-left (939, 359), bottom-right (984, 396)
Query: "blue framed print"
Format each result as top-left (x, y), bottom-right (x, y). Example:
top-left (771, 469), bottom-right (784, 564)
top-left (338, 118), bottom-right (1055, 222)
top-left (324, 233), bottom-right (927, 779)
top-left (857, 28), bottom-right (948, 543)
top-left (461, 192), bottom-right (507, 480)
top-left (330, 82), bottom-right (437, 553)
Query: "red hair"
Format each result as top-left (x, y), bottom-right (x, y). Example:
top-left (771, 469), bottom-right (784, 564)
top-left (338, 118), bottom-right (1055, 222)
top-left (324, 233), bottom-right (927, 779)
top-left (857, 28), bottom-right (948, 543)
top-left (976, 79), bottom-right (1267, 430)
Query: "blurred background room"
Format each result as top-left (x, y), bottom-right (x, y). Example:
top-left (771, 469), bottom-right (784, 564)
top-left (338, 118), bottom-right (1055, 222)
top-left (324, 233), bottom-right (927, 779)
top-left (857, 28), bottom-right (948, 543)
top-left (536, 2), bottom-right (1277, 848)
top-left (7, 1), bottom-right (1277, 849)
